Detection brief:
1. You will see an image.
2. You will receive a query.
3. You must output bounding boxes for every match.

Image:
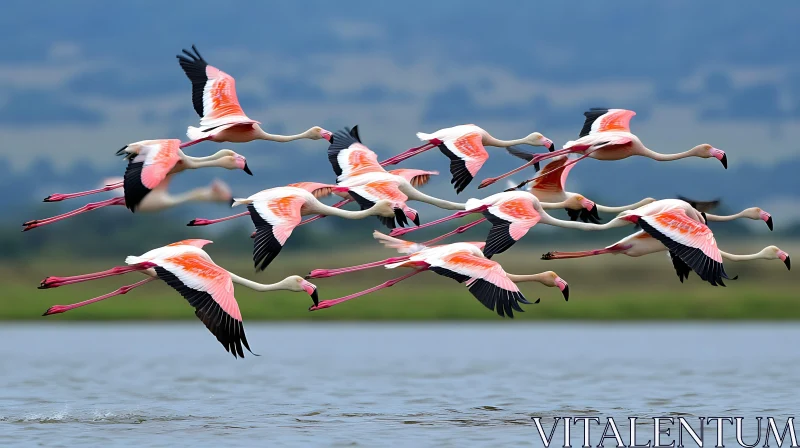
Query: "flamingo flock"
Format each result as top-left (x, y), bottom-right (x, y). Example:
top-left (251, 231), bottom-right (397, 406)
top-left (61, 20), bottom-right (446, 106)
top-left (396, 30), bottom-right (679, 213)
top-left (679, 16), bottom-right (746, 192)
top-left (28, 45), bottom-right (790, 358)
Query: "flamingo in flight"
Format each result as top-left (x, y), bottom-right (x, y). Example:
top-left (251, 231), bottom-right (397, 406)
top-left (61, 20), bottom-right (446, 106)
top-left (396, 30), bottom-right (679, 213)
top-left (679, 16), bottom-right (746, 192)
top-left (187, 182), bottom-right (395, 271)
top-left (321, 127), bottom-right (464, 229)
top-left (35, 140), bottom-right (251, 224)
top-left (306, 231), bottom-right (569, 318)
top-left (483, 108), bottom-right (728, 190)
top-left (24, 177), bottom-right (234, 231)
top-left (379, 124), bottom-right (554, 193)
top-left (677, 196), bottom-right (774, 231)
top-left (508, 153), bottom-right (657, 223)
top-left (176, 45), bottom-right (332, 149)
top-left (39, 239), bottom-right (318, 358)
top-left (389, 190), bottom-right (622, 259)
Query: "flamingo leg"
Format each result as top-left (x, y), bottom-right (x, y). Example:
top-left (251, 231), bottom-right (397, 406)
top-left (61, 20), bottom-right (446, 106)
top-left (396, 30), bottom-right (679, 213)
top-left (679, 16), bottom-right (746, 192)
top-left (178, 136), bottom-right (212, 149)
top-left (42, 277), bottom-right (157, 316)
top-left (306, 256), bottom-right (412, 279)
top-left (389, 205), bottom-right (488, 238)
top-left (298, 199), bottom-right (354, 226)
top-left (477, 161), bottom-right (538, 189)
top-left (423, 218), bottom-right (487, 246)
top-left (43, 182), bottom-right (124, 202)
top-left (506, 152), bottom-right (593, 191)
top-left (38, 262), bottom-right (157, 289)
top-left (187, 211), bottom-right (250, 226)
top-left (309, 268), bottom-right (427, 311)
top-left (379, 142), bottom-right (438, 166)
top-left (541, 244), bottom-right (631, 260)
top-left (479, 147), bottom-right (587, 189)
top-left (23, 197), bottom-right (126, 231)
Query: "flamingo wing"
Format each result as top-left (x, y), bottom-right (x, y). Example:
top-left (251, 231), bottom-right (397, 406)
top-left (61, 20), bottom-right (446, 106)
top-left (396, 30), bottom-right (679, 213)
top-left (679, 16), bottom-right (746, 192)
top-left (430, 250), bottom-right (530, 318)
top-left (123, 139), bottom-right (181, 212)
top-left (347, 180), bottom-right (410, 229)
top-left (638, 208), bottom-right (730, 286)
top-left (287, 182), bottom-right (337, 199)
top-left (579, 108), bottom-right (636, 137)
top-left (153, 251), bottom-right (252, 358)
top-left (387, 169), bottom-right (439, 188)
top-left (530, 155), bottom-right (570, 193)
top-left (248, 194), bottom-right (305, 271)
top-left (482, 197), bottom-right (541, 258)
top-left (438, 132), bottom-right (489, 194)
top-left (327, 126), bottom-right (385, 181)
top-left (176, 45), bottom-right (253, 127)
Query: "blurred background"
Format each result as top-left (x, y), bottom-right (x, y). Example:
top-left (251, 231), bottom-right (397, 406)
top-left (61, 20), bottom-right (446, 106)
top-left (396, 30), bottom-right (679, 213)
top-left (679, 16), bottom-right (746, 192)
top-left (1, 0), bottom-right (797, 320)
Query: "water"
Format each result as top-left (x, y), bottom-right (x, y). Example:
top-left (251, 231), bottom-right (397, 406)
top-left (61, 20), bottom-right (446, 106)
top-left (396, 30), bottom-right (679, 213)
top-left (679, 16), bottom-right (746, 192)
top-left (0, 323), bottom-right (796, 447)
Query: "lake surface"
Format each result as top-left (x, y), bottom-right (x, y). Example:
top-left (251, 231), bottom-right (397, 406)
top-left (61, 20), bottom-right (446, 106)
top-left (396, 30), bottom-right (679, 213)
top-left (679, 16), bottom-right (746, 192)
top-left (0, 323), bottom-right (797, 447)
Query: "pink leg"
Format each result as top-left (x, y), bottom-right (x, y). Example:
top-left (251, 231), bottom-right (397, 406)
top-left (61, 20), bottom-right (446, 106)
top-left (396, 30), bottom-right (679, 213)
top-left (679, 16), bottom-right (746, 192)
top-left (306, 256), bottom-right (412, 279)
top-left (389, 205), bottom-right (488, 237)
top-left (298, 199), bottom-right (353, 226)
top-left (478, 147), bottom-right (584, 189)
top-left (187, 211), bottom-right (250, 226)
top-left (44, 182), bottom-right (123, 202)
top-left (506, 152), bottom-right (592, 191)
top-left (477, 161), bottom-right (538, 189)
top-left (541, 244), bottom-right (630, 260)
top-left (23, 197), bottom-right (126, 231)
top-left (178, 136), bottom-right (212, 149)
top-left (38, 262), bottom-right (157, 289)
top-left (379, 141), bottom-right (439, 166)
top-left (423, 218), bottom-right (487, 246)
top-left (42, 277), bottom-right (156, 316)
top-left (309, 269), bottom-right (426, 311)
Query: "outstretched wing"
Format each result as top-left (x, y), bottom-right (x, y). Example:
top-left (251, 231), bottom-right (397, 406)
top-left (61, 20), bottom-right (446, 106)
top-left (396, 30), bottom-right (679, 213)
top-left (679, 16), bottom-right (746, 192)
top-left (677, 195), bottom-right (721, 213)
top-left (123, 139), bottom-right (181, 212)
top-left (248, 195), bottom-right (305, 271)
top-left (438, 132), bottom-right (489, 194)
top-left (529, 155), bottom-right (570, 193)
top-left (482, 197), bottom-right (541, 258)
top-left (327, 126), bottom-right (385, 181)
top-left (579, 108), bottom-right (636, 137)
top-left (154, 251), bottom-right (253, 358)
top-left (638, 208), bottom-right (730, 286)
top-left (347, 180), bottom-right (409, 229)
top-left (387, 169), bottom-right (439, 188)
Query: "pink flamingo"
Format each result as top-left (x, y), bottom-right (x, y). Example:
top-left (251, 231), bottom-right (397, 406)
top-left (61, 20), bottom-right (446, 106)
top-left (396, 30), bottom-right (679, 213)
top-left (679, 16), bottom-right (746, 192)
top-left (509, 153), bottom-right (656, 222)
top-left (307, 231), bottom-right (569, 318)
top-left (389, 191), bottom-right (621, 258)
top-left (24, 177), bottom-right (234, 231)
top-left (176, 45), bottom-right (332, 148)
top-left (677, 196), bottom-right (774, 231)
top-left (39, 239), bottom-right (318, 358)
top-left (36, 140), bottom-right (251, 223)
top-left (483, 108), bottom-right (727, 189)
top-left (187, 183), bottom-right (395, 271)
top-left (379, 124), bottom-right (554, 193)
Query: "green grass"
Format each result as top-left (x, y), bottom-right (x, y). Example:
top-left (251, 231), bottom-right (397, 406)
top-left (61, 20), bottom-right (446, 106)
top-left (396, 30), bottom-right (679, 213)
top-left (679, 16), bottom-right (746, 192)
top-left (3, 241), bottom-right (796, 321)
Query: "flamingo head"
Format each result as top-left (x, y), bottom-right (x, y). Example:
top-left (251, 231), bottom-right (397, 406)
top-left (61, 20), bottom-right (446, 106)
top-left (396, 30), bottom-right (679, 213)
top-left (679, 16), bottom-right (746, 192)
top-left (403, 206), bottom-right (421, 226)
top-left (525, 132), bottom-right (555, 151)
top-left (221, 151), bottom-right (252, 175)
top-left (209, 179), bottom-right (233, 203)
top-left (567, 194), bottom-right (600, 222)
top-left (542, 271), bottom-right (570, 301)
top-left (695, 144), bottom-right (727, 169)
top-left (753, 208), bottom-right (773, 231)
top-left (761, 246), bottom-right (790, 271)
top-left (308, 126), bottom-right (333, 142)
top-left (286, 275), bottom-right (319, 305)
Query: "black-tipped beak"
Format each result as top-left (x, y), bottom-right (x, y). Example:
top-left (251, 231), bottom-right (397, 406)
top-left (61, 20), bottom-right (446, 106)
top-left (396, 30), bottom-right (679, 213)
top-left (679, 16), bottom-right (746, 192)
top-left (187, 219), bottom-right (197, 226)
top-left (546, 141), bottom-right (555, 152)
top-left (243, 163), bottom-right (253, 175)
top-left (785, 256), bottom-right (791, 271)
top-left (412, 214), bottom-right (420, 226)
top-left (229, 198), bottom-right (235, 206)
top-left (534, 298), bottom-right (541, 304)
top-left (561, 285), bottom-right (569, 301)
top-left (533, 162), bottom-right (541, 172)
top-left (310, 288), bottom-right (319, 306)
top-left (720, 153), bottom-right (728, 169)
top-left (766, 216), bottom-right (774, 231)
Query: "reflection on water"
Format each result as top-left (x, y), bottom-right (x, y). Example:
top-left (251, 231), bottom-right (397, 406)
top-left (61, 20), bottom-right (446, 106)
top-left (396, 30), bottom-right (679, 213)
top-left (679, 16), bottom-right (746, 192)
top-left (0, 323), bottom-right (796, 446)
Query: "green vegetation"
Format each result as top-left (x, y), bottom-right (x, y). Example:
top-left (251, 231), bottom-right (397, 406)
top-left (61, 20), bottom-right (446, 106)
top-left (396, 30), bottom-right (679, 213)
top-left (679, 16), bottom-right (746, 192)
top-left (4, 242), bottom-right (796, 321)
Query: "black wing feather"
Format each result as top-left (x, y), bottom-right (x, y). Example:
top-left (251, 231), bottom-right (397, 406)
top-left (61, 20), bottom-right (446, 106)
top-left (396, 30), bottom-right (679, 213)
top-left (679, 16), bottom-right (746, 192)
top-left (348, 191), bottom-right (402, 229)
top-left (438, 143), bottom-right (473, 194)
top-left (248, 205), bottom-right (284, 271)
top-left (466, 278), bottom-right (529, 319)
top-left (481, 211), bottom-right (521, 259)
top-left (176, 45), bottom-right (209, 118)
top-left (327, 127), bottom-right (361, 177)
top-left (579, 108), bottom-right (609, 137)
top-left (122, 161), bottom-right (151, 212)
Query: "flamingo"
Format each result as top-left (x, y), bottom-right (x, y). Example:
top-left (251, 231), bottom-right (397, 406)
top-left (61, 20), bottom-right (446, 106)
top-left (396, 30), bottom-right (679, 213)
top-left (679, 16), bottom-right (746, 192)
top-left (176, 45), bottom-right (332, 148)
top-left (543, 232), bottom-right (790, 283)
top-left (506, 152), bottom-right (657, 223)
top-left (379, 124), bottom-right (554, 193)
top-left (306, 231), bottom-right (569, 318)
top-left (24, 177), bottom-right (234, 231)
top-left (38, 239), bottom-right (318, 358)
top-left (483, 108), bottom-right (728, 190)
top-left (186, 182), bottom-right (395, 271)
top-left (677, 196), bottom-right (774, 231)
top-left (389, 191), bottom-right (623, 258)
top-left (37, 140), bottom-right (251, 222)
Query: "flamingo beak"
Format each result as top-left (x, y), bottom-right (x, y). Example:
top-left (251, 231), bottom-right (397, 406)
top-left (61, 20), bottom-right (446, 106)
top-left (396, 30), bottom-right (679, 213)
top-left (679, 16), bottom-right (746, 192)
top-left (320, 129), bottom-right (333, 142)
top-left (301, 280), bottom-right (319, 305)
top-left (778, 251), bottom-right (790, 271)
top-left (243, 163), bottom-right (253, 176)
top-left (555, 277), bottom-right (569, 301)
top-left (709, 147), bottom-right (727, 169)
top-left (405, 208), bottom-right (420, 226)
top-left (760, 211), bottom-right (773, 231)
top-left (543, 137), bottom-right (555, 152)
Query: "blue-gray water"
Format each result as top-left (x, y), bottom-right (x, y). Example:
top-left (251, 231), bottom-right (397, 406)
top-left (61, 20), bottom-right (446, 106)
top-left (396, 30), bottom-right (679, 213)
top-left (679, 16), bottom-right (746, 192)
top-left (0, 323), bottom-right (796, 447)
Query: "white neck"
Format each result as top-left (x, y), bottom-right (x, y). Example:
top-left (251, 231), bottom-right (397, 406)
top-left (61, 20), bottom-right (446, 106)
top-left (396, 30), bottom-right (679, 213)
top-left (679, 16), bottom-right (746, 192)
top-left (539, 213), bottom-right (630, 231)
top-left (162, 187), bottom-right (219, 207)
top-left (229, 273), bottom-right (292, 292)
top-left (506, 273), bottom-right (549, 284)
top-left (719, 248), bottom-right (772, 262)
top-left (405, 189), bottom-right (466, 210)
top-left (639, 145), bottom-right (698, 162)
top-left (180, 157), bottom-right (231, 170)
top-left (483, 135), bottom-right (528, 148)
top-left (596, 198), bottom-right (653, 213)
top-left (258, 129), bottom-right (311, 142)
top-left (310, 201), bottom-right (382, 219)
top-left (706, 210), bottom-right (748, 222)
top-left (539, 200), bottom-right (571, 210)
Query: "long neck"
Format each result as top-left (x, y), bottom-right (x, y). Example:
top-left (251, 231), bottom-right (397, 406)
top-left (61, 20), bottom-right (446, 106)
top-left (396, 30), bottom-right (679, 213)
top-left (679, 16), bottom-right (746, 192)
top-left (539, 213), bottom-right (630, 231)
top-left (705, 211), bottom-right (746, 222)
top-left (719, 249), bottom-right (769, 262)
top-left (181, 157), bottom-right (230, 170)
top-left (506, 273), bottom-right (548, 284)
top-left (406, 189), bottom-right (466, 210)
top-left (163, 187), bottom-right (217, 206)
top-left (258, 129), bottom-right (310, 142)
top-left (229, 272), bottom-right (289, 292)
top-left (483, 135), bottom-right (528, 148)
top-left (596, 198), bottom-right (653, 213)
top-left (639, 146), bottom-right (697, 162)
top-left (539, 200), bottom-right (571, 210)
top-left (312, 202), bottom-right (378, 219)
